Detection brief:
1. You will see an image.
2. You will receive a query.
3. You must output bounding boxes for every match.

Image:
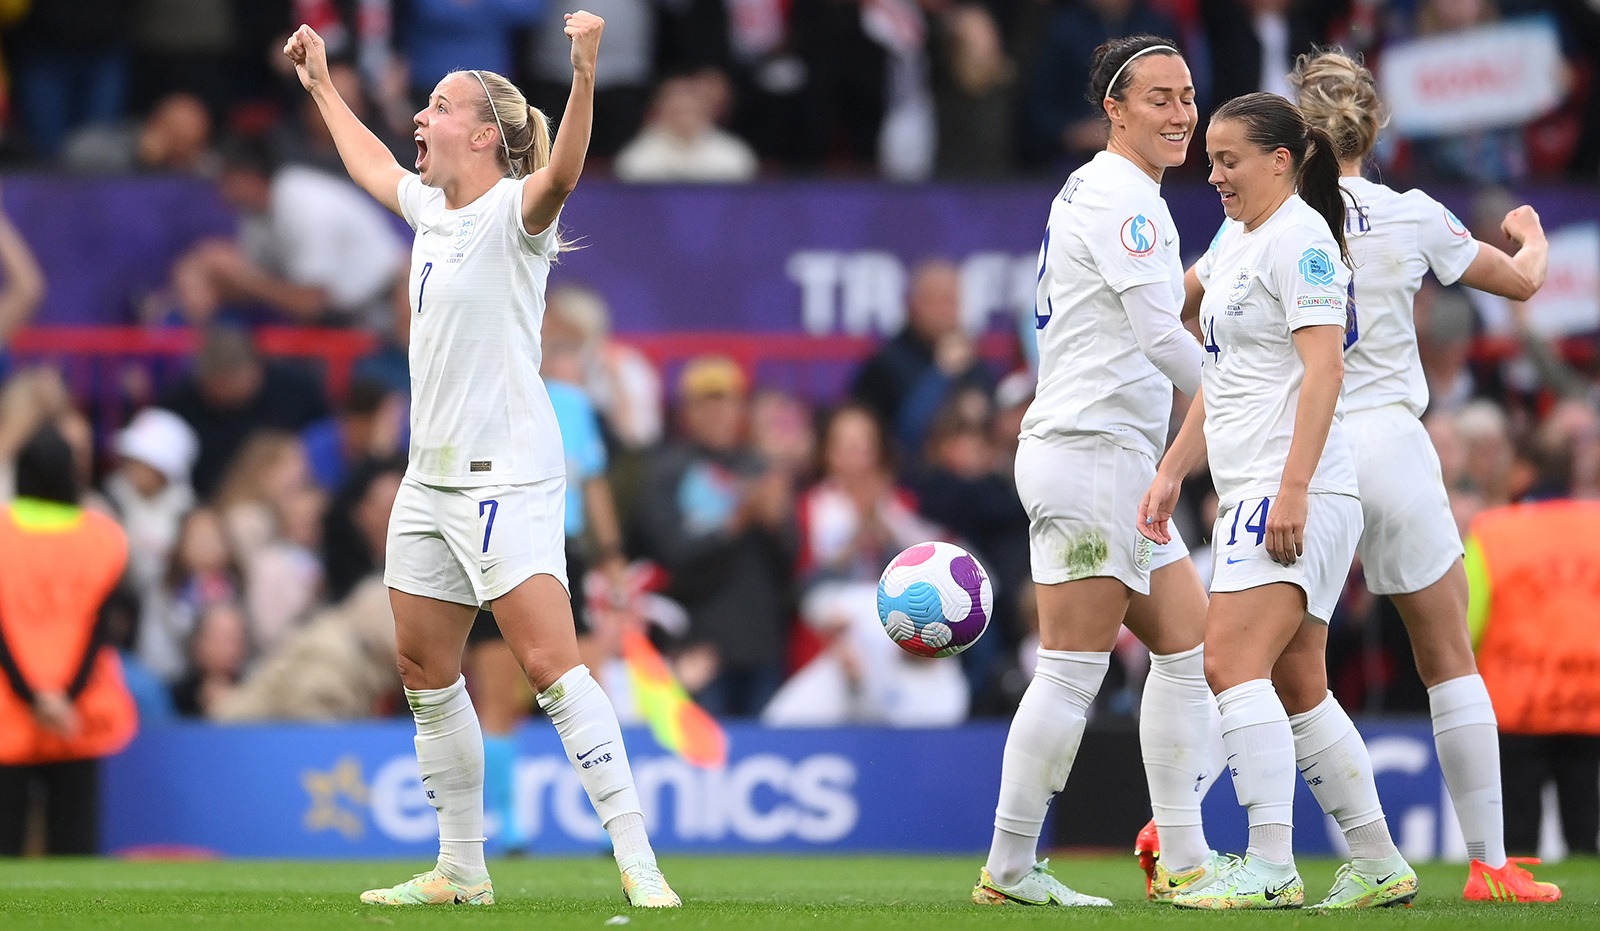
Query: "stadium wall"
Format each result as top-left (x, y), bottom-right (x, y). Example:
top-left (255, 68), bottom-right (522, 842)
top-left (104, 720), bottom-right (1473, 860)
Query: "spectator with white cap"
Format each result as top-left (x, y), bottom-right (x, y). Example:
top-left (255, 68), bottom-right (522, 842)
top-left (104, 408), bottom-right (201, 610)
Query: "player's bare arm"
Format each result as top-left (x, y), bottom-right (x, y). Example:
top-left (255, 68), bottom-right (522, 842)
top-left (284, 24), bottom-right (408, 216)
top-left (522, 11), bottom-right (604, 236)
top-left (1457, 205), bottom-right (1549, 302)
top-left (1140, 386), bottom-right (1207, 545)
top-left (1269, 324), bottom-right (1344, 565)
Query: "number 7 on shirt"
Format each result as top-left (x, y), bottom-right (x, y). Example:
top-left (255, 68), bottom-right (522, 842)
top-left (417, 261), bottom-right (433, 314)
top-left (479, 499), bottom-right (499, 554)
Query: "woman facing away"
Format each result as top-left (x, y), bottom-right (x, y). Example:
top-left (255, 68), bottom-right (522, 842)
top-left (1268, 49), bottom-right (1556, 903)
top-left (284, 14), bottom-right (681, 908)
top-left (972, 35), bottom-right (1227, 908)
top-left (1140, 91), bottom-right (1412, 909)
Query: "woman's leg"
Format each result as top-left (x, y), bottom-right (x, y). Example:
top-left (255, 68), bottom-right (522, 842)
top-left (42, 759), bottom-right (98, 855)
top-left (0, 764), bottom-right (31, 856)
top-left (390, 589), bottom-right (487, 888)
top-left (982, 576), bottom-right (1127, 896)
top-left (1273, 624), bottom-right (1401, 863)
top-left (1205, 584), bottom-right (1306, 869)
top-left (1498, 733), bottom-right (1548, 856)
top-left (465, 615), bottom-right (533, 852)
top-left (1552, 735), bottom-right (1600, 856)
top-left (1125, 557), bottom-right (1223, 873)
top-left (491, 573), bottom-right (676, 904)
top-left (1391, 560), bottom-right (1507, 867)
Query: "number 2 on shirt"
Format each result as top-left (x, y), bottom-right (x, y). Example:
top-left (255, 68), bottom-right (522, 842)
top-left (417, 261), bottom-right (433, 314)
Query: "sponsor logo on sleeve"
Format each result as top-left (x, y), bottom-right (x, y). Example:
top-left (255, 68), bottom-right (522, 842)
top-left (1295, 295), bottom-right (1343, 308)
top-left (1120, 214), bottom-right (1157, 256)
top-left (1298, 247), bottom-right (1336, 286)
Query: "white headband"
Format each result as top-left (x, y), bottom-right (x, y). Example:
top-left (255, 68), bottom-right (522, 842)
top-left (471, 70), bottom-right (516, 177)
top-left (1103, 45), bottom-right (1180, 102)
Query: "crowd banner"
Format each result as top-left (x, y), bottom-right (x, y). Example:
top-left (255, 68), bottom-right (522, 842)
top-left (1527, 222), bottom-right (1600, 338)
top-left (8, 178), bottom-right (1600, 336)
top-left (1378, 18), bottom-right (1564, 137)
top-left (103, 720), bottom-right (1474, 860)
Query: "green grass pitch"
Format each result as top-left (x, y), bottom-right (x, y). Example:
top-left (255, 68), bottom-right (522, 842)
top-left (3, 854), bottom-right (1598, 930)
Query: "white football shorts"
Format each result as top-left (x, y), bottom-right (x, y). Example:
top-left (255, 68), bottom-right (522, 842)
top-left (1345, 404), bottom-right (1463, 595)
top-left (1209, 492), bottom-right (1361, 623)
top-left (384, 475), bottom-right (568, 608)
top-left (1015, 433), bottom-right (1189, 594)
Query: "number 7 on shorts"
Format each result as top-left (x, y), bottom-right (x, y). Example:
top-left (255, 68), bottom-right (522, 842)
top-left (478, 499), bottom-right (499, 554)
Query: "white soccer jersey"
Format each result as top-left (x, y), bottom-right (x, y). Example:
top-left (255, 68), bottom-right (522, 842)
top-left (397, 173), bottom-right (565, 488)
top-left (1339, 177), bottom-right (1480, 416)
top-left (1020, 151), bottom-right (1186, 462)
top-left (1194, 195), bottom-right (1358, 510)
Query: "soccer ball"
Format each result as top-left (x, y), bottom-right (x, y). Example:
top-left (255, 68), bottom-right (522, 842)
top-left (877, 541), bottom-right (992, 658)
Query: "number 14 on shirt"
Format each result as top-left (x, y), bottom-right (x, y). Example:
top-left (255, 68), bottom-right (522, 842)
top-left (1223, 497), bottom-right (1271, 563)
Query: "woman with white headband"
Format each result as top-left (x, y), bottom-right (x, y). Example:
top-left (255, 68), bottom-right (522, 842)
top-left (284, 14), bottom-right (681, 909)
top-left (972, 35), bottom-right (1227, 908)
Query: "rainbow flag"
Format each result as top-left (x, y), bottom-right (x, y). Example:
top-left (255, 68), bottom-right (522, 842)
top-left (621, 628), bottom-right (727, 769)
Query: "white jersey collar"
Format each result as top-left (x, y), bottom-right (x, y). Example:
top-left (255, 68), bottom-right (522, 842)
top-left (1093, 150), bottom-right (1161, 194)
top-left (1240, 192), bottom-right (1307, 237)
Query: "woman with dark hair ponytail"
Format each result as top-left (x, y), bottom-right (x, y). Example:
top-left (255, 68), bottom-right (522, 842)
top-left (974, 34), bottom-right (1229, 909)
top-left (1137, 91), bottom-right (1414, 909)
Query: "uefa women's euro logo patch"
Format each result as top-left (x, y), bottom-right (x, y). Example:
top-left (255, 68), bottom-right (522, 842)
top-left (1120, 214), bottom-right (1157, 256)
top-left (1444, 206), bottom-right (1470, 238)
top-left (1298, 247), bottom-right (1336, 286)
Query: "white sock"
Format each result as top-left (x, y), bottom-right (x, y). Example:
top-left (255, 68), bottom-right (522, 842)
top-left (406, 676), bottom-right (488, 884)
top-left (1141, 644), bottom-right (1223, 871)
top-left (1217, 679), bottom-right (1296, 866)
top-left (537, 665), bottom-right (652, 866)
top-left (1429, 674), bottom-right (1505, 867)
top-left (986, 649), bottom-right (1109, 886)
top-left (605, 811), bottom-right (651, 864)
top-left (986, 827), bottom-right (1037, 888)
top-left (1288, 692), bottom-right (1398, 860)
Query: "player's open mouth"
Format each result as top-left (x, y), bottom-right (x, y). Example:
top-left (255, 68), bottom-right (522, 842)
top-left (1217, 190), bottom-right (1237, 206)
top-left (415, 135), bottom-right (428, 170)
top-left (1161, 132), bottom-right (1186, 143)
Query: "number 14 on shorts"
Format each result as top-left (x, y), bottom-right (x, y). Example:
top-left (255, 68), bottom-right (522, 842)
top-left (1222, 497), bottom-right (1271, 564)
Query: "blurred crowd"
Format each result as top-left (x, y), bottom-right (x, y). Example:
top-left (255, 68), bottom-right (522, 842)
top-left (0, 187), bottom-right (1595, 731)
top-left (0, 0), bottom-right (1597, 733)
top-left (2, 0), bottom-right (1599, 183)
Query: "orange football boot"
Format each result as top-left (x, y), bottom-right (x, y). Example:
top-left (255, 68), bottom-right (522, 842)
top-left (1463, 857), bottom-right (1561, 902)
top-left (1135, 818), bottom-right (1161, 899)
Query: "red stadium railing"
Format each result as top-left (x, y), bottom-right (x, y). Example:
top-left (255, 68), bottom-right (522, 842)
top-left (6, 327), bottom-right (1023, 425)
top-left (8, 326), bottom-right (382, 400)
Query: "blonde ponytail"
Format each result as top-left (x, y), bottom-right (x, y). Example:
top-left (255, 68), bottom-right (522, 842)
top-left (526, 105), bottom-right (553, 176)
top-left (1288, 49), bottom-right (1388, 165)
top-left (453, 69), bottom-right (569, 250)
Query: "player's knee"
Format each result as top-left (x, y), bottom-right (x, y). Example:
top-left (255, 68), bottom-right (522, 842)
top-left (518, 649), bottom-right (578, 694)
top-left (1412, 638), bottom-right (1478, 688)
top-left (1202, 647), bottom-right (1232, 694)
top-left (395, 648), bottom-right (454, 691)
top-left (1273, 674), bottom-right (1325, 716)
